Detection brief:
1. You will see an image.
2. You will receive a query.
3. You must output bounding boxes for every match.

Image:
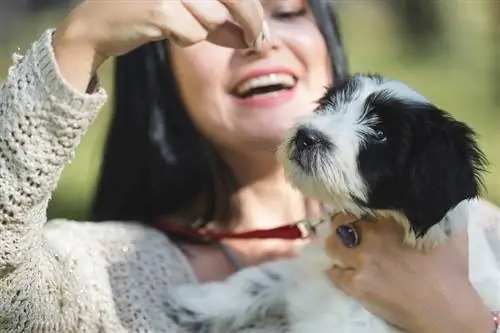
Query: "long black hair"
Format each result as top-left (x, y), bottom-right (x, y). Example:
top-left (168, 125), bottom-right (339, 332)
top-left (90, 0), bottom-right (349, 235)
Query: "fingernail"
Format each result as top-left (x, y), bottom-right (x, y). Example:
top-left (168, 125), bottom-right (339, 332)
top-left (262, 20), bottom-right (271, 42)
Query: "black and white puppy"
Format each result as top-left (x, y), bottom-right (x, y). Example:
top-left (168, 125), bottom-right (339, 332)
top-left (163, 73), bottom-right (491, 333)
top-left (281, 73), bottom-right (486, 247)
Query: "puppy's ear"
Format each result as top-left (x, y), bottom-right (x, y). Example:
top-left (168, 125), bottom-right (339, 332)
top-left (400, 107), bottom-right (487, 237)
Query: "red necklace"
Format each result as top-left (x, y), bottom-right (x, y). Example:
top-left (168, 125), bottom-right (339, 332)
top-left (157, 217), bottom-right (328, 240)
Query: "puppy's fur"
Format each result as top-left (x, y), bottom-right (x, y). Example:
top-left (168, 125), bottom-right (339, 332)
top-left (163, 74), bottom-right (492, 333)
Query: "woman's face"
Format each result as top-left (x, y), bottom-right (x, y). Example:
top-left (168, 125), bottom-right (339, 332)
top-left (169, 0), bottom-right (331, 154)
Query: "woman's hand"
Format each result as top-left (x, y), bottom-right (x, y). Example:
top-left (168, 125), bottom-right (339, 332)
top-left (325, 213), bottom-right (495, 333)
top-left (52, 0), bottom-right (269, 91)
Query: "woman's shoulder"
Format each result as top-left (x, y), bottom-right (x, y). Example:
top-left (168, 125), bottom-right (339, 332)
top-left (43, 218), bottom-right (197, 284)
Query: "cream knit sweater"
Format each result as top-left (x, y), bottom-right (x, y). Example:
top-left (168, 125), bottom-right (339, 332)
top-left (1, 29), bottom-right (500, 333)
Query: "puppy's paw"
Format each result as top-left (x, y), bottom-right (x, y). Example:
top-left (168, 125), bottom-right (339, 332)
top-left (163, 284), bottom-right (223, 332)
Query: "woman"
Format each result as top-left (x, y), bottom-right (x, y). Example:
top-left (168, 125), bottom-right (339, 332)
top-left (0, 0), bottom-right (498, 331)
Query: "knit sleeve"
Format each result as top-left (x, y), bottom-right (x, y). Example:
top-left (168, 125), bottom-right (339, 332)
top-left (0, 29), bottom-right (108, 331)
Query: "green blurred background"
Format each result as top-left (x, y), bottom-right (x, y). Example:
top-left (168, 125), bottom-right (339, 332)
top-left (0, 0), bottom-right (499, 221)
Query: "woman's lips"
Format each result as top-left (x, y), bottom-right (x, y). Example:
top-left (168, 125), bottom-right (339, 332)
top-left (234, 73), bottom-right (297, 97)
top-left (232, 83), bottom-right (298, 108)
top-left (231, 68), bottom-right (298, 108)
top-left (229, 66), bottom-right (299, 108)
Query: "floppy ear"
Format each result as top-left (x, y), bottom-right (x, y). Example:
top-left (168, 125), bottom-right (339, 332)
top-left (399, 108), bottom-right (487, 237)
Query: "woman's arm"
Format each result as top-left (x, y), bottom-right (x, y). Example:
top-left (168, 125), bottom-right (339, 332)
top-left (0, 29), bottom-right (108, 331)
top-left (0, 28), bottom-right (106, 271)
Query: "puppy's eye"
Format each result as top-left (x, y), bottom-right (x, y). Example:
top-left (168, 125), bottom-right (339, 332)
top-left (374, 129), bottom-right (387, 142)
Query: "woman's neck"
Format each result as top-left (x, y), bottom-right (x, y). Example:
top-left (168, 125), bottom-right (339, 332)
top-left (215, 150), bottom-right (324, 267)
top-left (222, 147), bottom-right (320, 230)
top-left (231, 170), bottom-right (311, 231)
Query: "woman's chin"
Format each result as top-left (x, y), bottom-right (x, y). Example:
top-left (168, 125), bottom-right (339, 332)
top-left (231, 113), bottom-right (313, 153)
top-left (234, 128), bottom-right (294, 154)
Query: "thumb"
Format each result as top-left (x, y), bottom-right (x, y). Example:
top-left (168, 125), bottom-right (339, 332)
top-left (327, 266), bottom-right (356, 296)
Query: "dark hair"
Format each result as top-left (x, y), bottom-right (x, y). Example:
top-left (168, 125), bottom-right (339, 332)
top-left (90, 0), bottom-right (349, 238)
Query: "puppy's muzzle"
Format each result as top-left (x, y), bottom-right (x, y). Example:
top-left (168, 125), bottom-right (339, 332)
top-left (287, 126), bottom-right (333, 172)
top-left (293, 126), bottom-right (332, 152)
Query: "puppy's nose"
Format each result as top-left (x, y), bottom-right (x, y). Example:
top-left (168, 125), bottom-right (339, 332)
top-left (295, 127), bottom-right (324, 148)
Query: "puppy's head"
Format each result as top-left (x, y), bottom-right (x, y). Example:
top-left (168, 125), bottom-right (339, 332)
top-left (278, 73), bottom-right (487, 237)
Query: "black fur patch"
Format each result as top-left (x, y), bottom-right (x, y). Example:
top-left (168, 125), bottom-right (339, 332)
top-left (355, 92), bottom-right (487, 236)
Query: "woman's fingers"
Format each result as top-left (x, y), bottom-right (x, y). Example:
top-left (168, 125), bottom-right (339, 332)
top-left (182, 0), bottom-right (231, 31)
top-left (163, 0), bottom-right (269, 50)
top-left (328, 266), bottom-right (357, 295)
top-left (218, 0), bottom-right (269, 50)
top-left (155, 1), bottom-right (209, 46)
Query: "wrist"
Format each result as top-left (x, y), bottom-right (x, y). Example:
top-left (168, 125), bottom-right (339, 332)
top-left (53, 15), bottom-right (107, 92)
top-left (54, 15), bottom-right (108, 71)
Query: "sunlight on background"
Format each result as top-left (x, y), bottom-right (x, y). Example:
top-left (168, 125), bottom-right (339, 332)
top-left (0, 0), bottom-right (499, 221)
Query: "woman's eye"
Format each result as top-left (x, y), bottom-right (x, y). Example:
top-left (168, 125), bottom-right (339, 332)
top-left (273, 7), bottom-right (307, 19)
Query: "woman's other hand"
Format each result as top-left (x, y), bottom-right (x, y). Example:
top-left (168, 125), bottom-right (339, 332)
top-left (325, 213), bottom-right (495, 333)
top-left (52, 0), bottom-right (269, 91)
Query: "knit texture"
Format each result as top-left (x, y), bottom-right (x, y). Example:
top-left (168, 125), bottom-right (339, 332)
top-left (1, 29), bottom-right (500, 333)
top-left (0, 30), bottom-right (288, 332)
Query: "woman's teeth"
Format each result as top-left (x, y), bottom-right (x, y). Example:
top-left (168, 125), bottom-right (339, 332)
top-left (236, 74), bottom-right (296, 98)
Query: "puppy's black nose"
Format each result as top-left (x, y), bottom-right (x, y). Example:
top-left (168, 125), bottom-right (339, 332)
top-left (295, 127), bottom-right (324, 148)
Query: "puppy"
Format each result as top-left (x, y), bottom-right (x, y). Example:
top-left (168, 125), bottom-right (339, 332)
top-left (280, 73), bottom-right (486, 248)
top-left (163, 73), bottom-right (491, 333)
